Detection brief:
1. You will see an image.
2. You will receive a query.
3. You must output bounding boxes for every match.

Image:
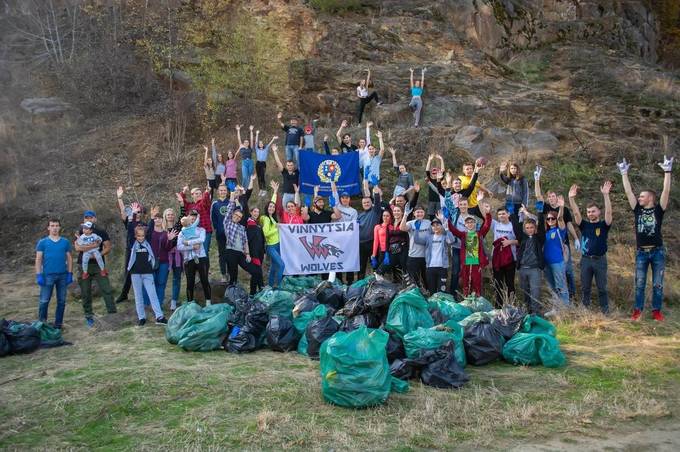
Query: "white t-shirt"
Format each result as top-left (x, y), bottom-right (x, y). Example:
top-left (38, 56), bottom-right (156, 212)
top-left (491, 219), bottom-right (517, 258)
top-left (358, 146), bottom-right (369, 168)
top-left (406, 219), bottom-right (431, 258)
top-left (357, 86), bottom-right (368, 98)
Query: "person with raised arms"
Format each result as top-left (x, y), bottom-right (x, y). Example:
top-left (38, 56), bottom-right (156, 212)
top-left (408, 67), bottom-right (426, 127)
top-left (271, 143), bottom-right (299, 209)
top-left (260, 180), bottom-right (286, 288)
top-left (35, 218), bottom-right (73, 329)
top-left (389, 147), bottom-right (414, 200)
top-left (254, 130), bottom-right (277, 196)
top-left (499, 161), bottom-right (529, 220)
top-left (356, 68), bottom-right (382, 125)
top-left (236, 124), bottom-right (255, 189)
top-left (568, 181), bottom-right (613, 314)
top-left (618, 155), bottom-right (673, 321)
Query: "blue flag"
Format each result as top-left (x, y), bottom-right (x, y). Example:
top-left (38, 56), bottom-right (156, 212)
top-left (298, 150), bottom-right (361, 197)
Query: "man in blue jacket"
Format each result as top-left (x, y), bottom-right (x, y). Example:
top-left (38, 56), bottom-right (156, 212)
top-left (211, 183), bottom-right (231, 283)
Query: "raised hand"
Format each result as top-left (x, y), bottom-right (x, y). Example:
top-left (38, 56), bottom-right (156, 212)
top-left (533, 165), bottom-right (542, 180)
top-left (175, 192), bottom-right (183, 203)
top-left (600, 180), bottom-right (612, 194)
top-left (167, 230), bottom-right (178, 241)
top-left (617, 158), bottom-right (630, 175)
top-left (341, 119), bottom-right (348, 128)
top-left (557, 195), bottom-right (565, 207)
top-left (249, 125), bottom-right (254, 131)
top-left (270, 180), bottom-right (279, 192)
top-left (277, 112), bottom-right (283, 120)
top-left (376, 130), bottom-right (383, 138)
top-left (366, 121), bottom-right (373, 128)
top-left (323, 134), bottom-right (329, 141)
top-left (131, 201), bottom-right (141, 214)
top-left (414, 181), bottom-right (420, 192)
top-left (182, 185), bottom-right (189, 193)
top-left (235, 124), bottom-right (241, 130)
top-left (409, 67), bottom-right (414, 73)
top-left (500, 162), bottom-right (507, 172)
top-left (388, 147), bottom-right (396, 154)
top-left (116, 186), bottom-right (124, 198)
top-left (568, 184), bottom-right (579, 198)
top-left (658, 155), bottom-right (674, 172)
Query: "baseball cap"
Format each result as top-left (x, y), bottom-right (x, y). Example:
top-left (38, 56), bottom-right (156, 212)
top-left (83, 210), bottom-right (96, 218)
top-left (340, 191), bottom-right (351, 198)
top-left (82, 221), bottom-right (94, 229)
top-left (431, 218), bottom-right (442, 226)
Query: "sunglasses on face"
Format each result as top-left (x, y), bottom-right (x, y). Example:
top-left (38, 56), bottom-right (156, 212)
top-left (546, 217), bottom-right (557, 221)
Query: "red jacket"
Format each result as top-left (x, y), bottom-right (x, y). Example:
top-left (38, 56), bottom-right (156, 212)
top-left (449, 213), bottom-right (492, 267)
top-left (181, 190), bottom-right (213, 233)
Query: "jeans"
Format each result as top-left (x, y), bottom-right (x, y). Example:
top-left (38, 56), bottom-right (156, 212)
top-left (518, 267), bottom-right (542, 314)
top-left (171, 266), bottom-right (182, 302)
top-left (285, 145), bottom-right (299, 167)
top-left (448, 249), bottom-right (461, 296)
top-left (153, 262), bottom-right (170, 308)
top-left (544, 261), bottom-right (570, 305)
top-left (131, 273), bottom-right (164, 320)
top-left (635, 247), bottom-right (665, 311)
top-left (565, 247), bottom-right (576, 298)
top-left (241, 158), bottom-right (254, 188)
top-left (266, 243), bottom-right (285, 287)
top-left (580, 255), bottom-right (609, 313)
top-left (79, 262), bottom-right (117, 318)
top-left (39, 272), bottom-right (68, 327)
top-left (409, 96), bottom-right (423, 126)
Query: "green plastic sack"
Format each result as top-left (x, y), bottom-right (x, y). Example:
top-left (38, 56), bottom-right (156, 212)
top-left (460, 294), bottom-right (494, 313)
top-left (294, 304), bottom-right (328, 356)
top-left (320, 326), bottom-right (408, 408)
top-left (350, 275), bottom-right (375, 289)
top-left (385, 288), bottom-right (434, 339)
top-left (177, 304), bottom-right (232, 352)
top-left (521, 315), bottom-right (556, 337)
top-left (458, 311), bottom-right (497, 329)
top-left (255, 289), bottom-right (296, 319)
top-left (502, 332), bottom-right (565, 367)
top-left (408, 322), bottom-right (467, 368)
top-left (280, 276), bottom-right (322, 294)
top-left (166, 302), bottom-right (202, 345)
top-left (30, 321), bottom-right (64, 345)
top-left (428, 294), bottom-right (472, 323)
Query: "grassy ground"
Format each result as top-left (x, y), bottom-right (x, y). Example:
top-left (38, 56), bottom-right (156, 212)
top-left (1, 271), bottom-right (679, 450)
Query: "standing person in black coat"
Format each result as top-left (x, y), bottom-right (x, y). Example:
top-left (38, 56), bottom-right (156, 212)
top-left (511, 204), bottom-right (546, 314)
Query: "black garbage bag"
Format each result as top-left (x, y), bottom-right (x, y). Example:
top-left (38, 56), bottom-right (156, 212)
top-left (306, 316), bottom-right (340, 359)
top-left (389, 347), bottom-right (445, 380)
top-left (491, 305), bottom-right (526, 340)
top-left (420, 342), bottom-right (470, 389)
top-left (227, 296), bottom-right (251, 328)
top-left (266, 316), bottom-right (300, 352)
top-left (340, 296), bottom-right (366, 318)
top-left (429, 308), bottom-right (448, 326)
top-left (225, 329), bottom-right (258, 353)
top-left (385, 332), bottom-right (406, 363)
top-left (242, 301), bottom-right (268, 337)
top-left (317, 287), bottom-right (345, 310)
top-left (292, 294), bottom-right (319, 317)
top-left (223, 284), bottom-right (249, 305)
top-left (364, 280), bottom-right (400, 310)
top-left (345, 283), bottom-right (367, 302)
top-left (1, 321), bottom-right (41, 355)
top-left (463, 320), bottom-right (506, 366)
top-left (340, 313), bottom-right (381, 332)
top-left (0, 332), bottom-right (9, 357)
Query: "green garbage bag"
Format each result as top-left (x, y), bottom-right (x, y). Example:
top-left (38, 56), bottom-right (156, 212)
top-left (458, 311), bottom-right (497, 329)
top-left (166, 302), bottom-right (202, 345)
top-left (385, 288), bottom-right (433, 339)
top-left (460, 294), bottom-right (494, 313)
top-left (408, 322), bottom-right (466, 368)
top-left (502, 332), bottom-right (566, 368)
top-left (350, 275), bottom-right (375, 289)
top-left (294, 304), bottom-right (328, 356)
top-left (30, 321), bottom-right (64, 346)
top-left (255, 289), bottom-right (296, 319)
top-left (428, 293), bottom-right (472, 323)
top-left (177, 304), bottom-right (232, 352)
top-left (320, 326), bottom-right (408, 408)
top-left (280, 276), bottom-right (322, 294)
top-left (520, 315), bottom-right (556, 337)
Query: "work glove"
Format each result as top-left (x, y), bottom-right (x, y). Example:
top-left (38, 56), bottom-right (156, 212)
top-left (65, 272), bottom-right (73, 285)
top-left (370, 256), bottom-right (378, 269)
top-left (414, 220), bottom-right (422, 231)
top-left (382, 252), bottom-right (390, 266)
top-left (369, 174), bottom-right (379, 186)
top-left (505, 200), bottom-right (515, 214)
top-left (617, 158), bottom-right (631, 175)
top-left (441, 206), bottom-right (449, 220)
top-left (329, 195), bottom-right (336, 208)
top-left (658, 155), bottom-right (674, 172)
top-left (535, 200), bottom-right (544, 213)
top-left (533, 165), bottom-right (542, 180)
top-left (36, 273), bottom-right (45, 286)
top-left (227, 180), bottom-right (237, 192)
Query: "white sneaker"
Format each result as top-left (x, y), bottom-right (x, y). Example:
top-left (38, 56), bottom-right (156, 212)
top-left (206, 300), bottom-right (212, 306)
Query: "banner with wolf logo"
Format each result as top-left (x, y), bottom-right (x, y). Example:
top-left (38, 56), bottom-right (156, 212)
top-left (298, 150), bottom-right (361, 197)
top-left (279, 222), bottom-right (359, 275)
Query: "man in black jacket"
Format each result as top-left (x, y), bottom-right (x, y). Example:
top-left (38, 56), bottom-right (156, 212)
top-left (512, 204), bottom-right (546, 314)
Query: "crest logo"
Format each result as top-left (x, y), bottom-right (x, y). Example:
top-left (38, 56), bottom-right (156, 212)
top-left (317, 160), bottom-right (342, 183)
top-left (299, 235), bottom-right (344, 259)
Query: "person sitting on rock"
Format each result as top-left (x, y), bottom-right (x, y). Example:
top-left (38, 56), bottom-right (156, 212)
top-left (409, 67), bottom-right (426, 127)
top-left (356, 68), bottom-right (382, 125)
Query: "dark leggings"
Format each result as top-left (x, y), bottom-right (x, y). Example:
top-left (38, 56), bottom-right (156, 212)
top-left (185, 257), bottom-right (211, 302)
top-left (225, 249), bottom-right (264, 295)
top-left (255, 161), bottom-right (267, 189)
top-left (376, 247), bottom-right (409, 283)
top-left (493, 263), bottom-right (516, 307)
top-left (406, 256), bottom-right (428, 288)
top-left (357, 241), bottom-right (374, 281)
top-left (427, 267), bottom-right (448, 294)
top-left (356, 92), bottom-right (380, 124)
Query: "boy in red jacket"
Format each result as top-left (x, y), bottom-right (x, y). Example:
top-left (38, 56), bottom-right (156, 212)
top-left (449, 201), bottom-right (492, 295)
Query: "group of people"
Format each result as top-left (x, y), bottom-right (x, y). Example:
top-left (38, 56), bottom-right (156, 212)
top-left (32, 74), bottom-right (674, 328)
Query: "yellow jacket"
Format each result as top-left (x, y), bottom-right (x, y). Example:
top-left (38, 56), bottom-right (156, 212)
top-left (259, 193), bottom-right (280, 246)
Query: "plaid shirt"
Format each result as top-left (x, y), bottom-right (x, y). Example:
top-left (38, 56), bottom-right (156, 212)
top-left (181, 190), bottom-right (213, 233)
top-left (222, 201), bottom-right (248, 254)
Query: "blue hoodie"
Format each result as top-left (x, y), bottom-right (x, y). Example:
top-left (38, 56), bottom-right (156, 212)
top-left (211, 198), bottom-right (231, 237)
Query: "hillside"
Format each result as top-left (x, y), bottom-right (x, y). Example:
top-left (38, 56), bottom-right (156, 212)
top-left (0, 0), bottom-right (678, 301)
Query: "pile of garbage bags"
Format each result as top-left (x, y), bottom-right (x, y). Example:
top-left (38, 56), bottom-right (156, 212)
top-left (1, 319), bottom-right (70, 357)
top-left (164, 276), bottom-right (566, 408)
